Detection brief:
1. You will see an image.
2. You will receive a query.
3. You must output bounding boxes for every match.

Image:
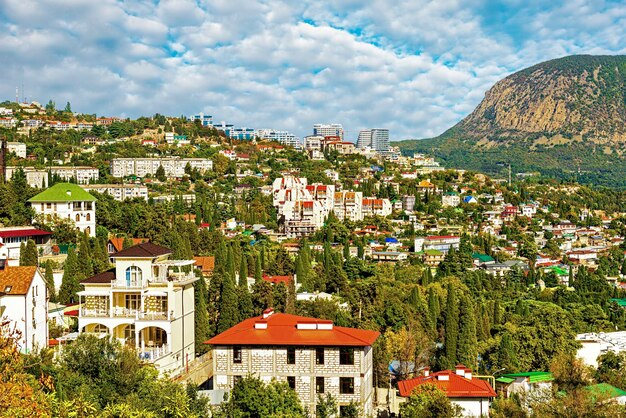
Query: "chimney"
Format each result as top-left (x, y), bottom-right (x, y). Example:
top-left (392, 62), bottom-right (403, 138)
top-left (423, 367), bottom-right (430, 377)
top-left (262, 307), bottom-right (274, 319)
top-left (455, 364), bottom-right (466, 378)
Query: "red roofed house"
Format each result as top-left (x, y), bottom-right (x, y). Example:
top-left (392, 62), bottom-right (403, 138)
top-left (205, 309), bottom-right (380, 414)
top-left (262, 274), bottom-right (293, 286)
top-left (398, 365), bottom-right (497, 417)
top-left (0, 226), bottom-right (52, 265)
top-left (0, 264), bottom-right (48, 353)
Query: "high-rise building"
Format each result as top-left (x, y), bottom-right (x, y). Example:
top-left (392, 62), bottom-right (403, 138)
top-left (357, 129), bottom-right (389, 152)
top-left (189, 113), bottom-right (213, 127)
top-left (256, 129), bottom-right (300, 148)
top-left (313, 124), bottom-right (343, 140)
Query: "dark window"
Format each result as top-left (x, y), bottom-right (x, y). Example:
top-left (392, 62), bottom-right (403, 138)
top-left (316, 347), bottom-right (325, 365)
top-left (339, 348), bottom-right (354, 365)
top-left (233, 375), bottom-right (242, 385)
top-left (233, 346), bottom-right (242, 363)
top-left (316, 376), bottom-right (325, 393)
top-left (340, 377), bottom-right (354, 394)
top-left (287, 376), bottom-right (296, 390)
top-left (287, 347), bottom-right (296, 364)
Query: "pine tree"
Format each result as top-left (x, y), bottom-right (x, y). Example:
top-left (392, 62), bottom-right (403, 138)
top-left (255, 253), bottom-right (263, 282)
top-left (457, 294), bottom-right (477, 369)
top-left (194, 276), bottom-right (211, 355)
top-left (58, 248), bottom-right (80, 304)
top-left (20, 240), bottom-right (38, 266)
top-left (44, 261), bottom-right (56, 302)
top-left (443, 283), bottom-right (459, 368)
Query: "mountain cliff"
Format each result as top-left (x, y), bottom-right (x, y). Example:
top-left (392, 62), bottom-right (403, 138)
top-left (399, 55), bottom-right (626, 187)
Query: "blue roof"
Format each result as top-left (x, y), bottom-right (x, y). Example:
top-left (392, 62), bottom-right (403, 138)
top-left (386, 237), bottom-right (399, 243)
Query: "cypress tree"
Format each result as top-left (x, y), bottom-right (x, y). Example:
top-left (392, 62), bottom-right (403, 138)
top-left (77, 233), bottom-right (94, 278)
top-left (497, 332), bottom-right (518, 372)
top-left (18, 242), bottom-right (26, 265)
top-left (343, 241), bottom-right (350, 261)
top-left (457, 294), bottom-right (477, 369)
top-left (58, 248), bottom-right (80, 304)
top-left (20, 239), bottom-right (38, 266)
top-left (237, 286), bottom-right (254, 319)
top-left (286, 276), bottom-right (296, 314)
top-left (255, 253), bottom-right (263, 282)
top-left (217, 272), bottom-right (239, 333)
top-left (493, 299), bottom-right (502, 327)
top-left (194, 276), bottom-right (210, 354)
top-left (239, 254), bottom-right (248, 287)
top-left (444, 283), bottom-right (459, 368)
top-left (45, 261), bottom-right (56, 302)
top-left (427, 287), bottom-right (439, 333)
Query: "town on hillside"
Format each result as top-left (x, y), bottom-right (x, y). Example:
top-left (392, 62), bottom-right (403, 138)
top-left (4, 101), bottom-right (626, 417)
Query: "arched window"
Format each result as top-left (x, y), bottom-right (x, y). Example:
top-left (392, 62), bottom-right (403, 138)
top-left (75, 213), bottom-right (80, 221)
top-left (86, 213), bottom-right (91, 221)
top-left (85, 226), bottom-right (91, 236)
top-left (125, 266), bottom-right (142, 286)
top-left (93, 324), bottom-right (108, 334)
top-left (124, 324), bottom-right (136, 346)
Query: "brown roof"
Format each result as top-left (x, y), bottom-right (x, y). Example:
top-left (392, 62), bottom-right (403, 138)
top-left (111, 242), bottom-right (171, 258)
top-left (194, 256), bottom-right (215, 273)
top-left (81, 270), bottom-right (115, 284)
top-left (108, 237), bottom-right (148, 253)
top-left (0, 266), bottom-right (38, 295)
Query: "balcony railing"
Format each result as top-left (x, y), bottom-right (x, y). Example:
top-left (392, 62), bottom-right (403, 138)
top-left (111, 280), bottom-right (142, 289)
top-left (81, 308), bottom-right (109, 317)
top-left (113, 307), bottom-right (139, 318)
top-left (138, 311), bottom-right (170, 320)
top-left (138, 345), bottom-right (171, 361)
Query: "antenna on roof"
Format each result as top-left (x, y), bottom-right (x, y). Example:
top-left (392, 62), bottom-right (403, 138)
top-left (15, 86), bottom-right (19, 104)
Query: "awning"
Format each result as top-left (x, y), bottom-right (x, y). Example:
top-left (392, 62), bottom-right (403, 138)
top-left (143, 289), bottom-right (168, 297)
top-left (77, 290), bottom-right (110, 297)
top-left (496, 377), bottom-right (515, 384)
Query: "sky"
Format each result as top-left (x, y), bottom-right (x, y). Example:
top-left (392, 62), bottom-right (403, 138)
top-left (1, 1), bottom-right (625, 141)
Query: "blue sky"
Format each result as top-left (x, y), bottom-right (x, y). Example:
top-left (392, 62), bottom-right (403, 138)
top-left (1, 0), bottom-right (625, 141)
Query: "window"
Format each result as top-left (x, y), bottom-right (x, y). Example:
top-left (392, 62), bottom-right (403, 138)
top-left (86, 213), bottom-right (91, 221)
top-left (340, 377), bottom-right (354, 394)
top-left (316, 347), bottom-right (325, 365)
top-left (85, 202), bottom-right (93, 210)
top-left (125, 294), bottom-right (140, 311)
top-left (287, 347), bottom-right (296, 364)
top-left (233, 375), bottom-right (242, 385)
top-left (316, 377), bottom-right (324, 394)
top-left (75, 214), bottom-right (80, 221)
top-left (339, 348), bottom-right (354, 365)
top-left (233, 346), bottom-right (242, 363)
top-left (73, 202), bottom-right (82, 210)
top-left (46, 203), bottom-right (51, 209)
top-left (125, 266), bottom-right (142, 286)
top-left (124, 324), bottom-right (136, 345)
top-left (287, 376), bottom-right (296, 390)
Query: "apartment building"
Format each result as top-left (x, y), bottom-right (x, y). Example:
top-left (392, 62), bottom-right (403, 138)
top-left (83, 184), bottom-right (149, 201)
top-left (333, 191), bottom-right (364, 221)
top-left (5, 166), bottom-right (99, 188)
top-left (110, 158), bottom-right (213, 178)
top-left (414, 235), bottom-right (461, 254)
top-left (206, 310), bottom-right (379, 414)
top-left (0, 265), bottom-right (48, 353)
top-left (78, 242), bottom-right (197, 375)
top-left (256, 129), bottom-right (300, 148)
top-left (306, 184), bottom-right (336, 216)
top-left (361, 198), bottom-right (392, 218)
top-left (356, 129), bottom-right (389, 152)
top-left (7, 142), bottom-right (26, 158)
top-left (28, 183), bottom-right (96, 237)
top-left (313, 124), bottom-right (344, 140)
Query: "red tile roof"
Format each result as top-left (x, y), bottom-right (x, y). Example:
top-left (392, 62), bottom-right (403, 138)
top-left (205, 312), bottom-right (379, 347)
top-left (0, 228), bottom-right (52, 239)
top-left (0, 266), bottom-right (38, 295)
top-left (194, 256), bottom-right (215, 273)
top-left (398, 369), bottom-right (497, 398)
top-left (110, 242), bottom-right (171, 258)
top-left (262, 275), bottom-right (292, 285)
top-left (108, 237), bottom-right (148, 253)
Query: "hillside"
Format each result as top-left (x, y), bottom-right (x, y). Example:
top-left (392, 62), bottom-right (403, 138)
top-left (399, 55), bottom-right (626, 187)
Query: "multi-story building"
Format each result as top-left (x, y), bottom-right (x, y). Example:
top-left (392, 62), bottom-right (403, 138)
top-left (414, 235), bottom-right (461, 254)
top-left (21, 119), bottom-right (45, 129)
top-left (213, 121), bottom-right (234, 137)
top-left (189, 112), bottom-right (213, 127)
top-left (303, 136), bottom-right (324, 152)
top-left (361, 198), bottom-right (392, 218)
top-left (313, 124), bottom-right (344, 140)
top-left (306, 184), bottom-right (336, 216)
top-left (357, 129), bottom-right (389, 152)
top-left (0, 227), bottom-right (53, 265)
top-left (256, 129), bottom-right (300, 148)
top-left (0, 118), bottom-right (17, 129)
top-left (205, 310), bottom-right (379, 414)
top-left (333, 191), bottom-right (364, 221)
top-left (273, 177), bottom-right (333, 237)
top-left (442, 192), bottom-right (461, 207)
top-left (28, 183), bottom-right (97, 237)
top-left (110, 158), bottom-right (213, 179)
top-left (7, 142), bottom-right (26, 158)
top-left (78, 242), bottom-right (197, 375)
top-left (230, 127), bottom-right (255, 141)
top-left (5, 166), bottom-right (99, 187)
top-left (83, 184), bottom-right (149, 201)
top-left (0, 265), bottom-right (48, 353)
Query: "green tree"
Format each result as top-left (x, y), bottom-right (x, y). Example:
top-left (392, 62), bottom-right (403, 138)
top-left (194, 277), bottom-right (211, 355)
top-left (217, 271), bottom-right (238, 333)
top-left (20, 240), bottom-right (39, 266)
top-left (58, 247), bottom-right (81, 304)
top-left (44, 261), bottom-right (56, 302)
top-left (399, 383), bottom-right (460, 418)
top-left (239, 254), bottom-right (248, 287)
top-left (64, 101), bottom-right (72, 113)
top-left (156, 165), bottom-right (166, 182)
top-left (443, 282), bottom-right (459, 368)
top-left (457, 293), bottom-right (477, 369)
top-left (316, 393), bottom-right (337, 418)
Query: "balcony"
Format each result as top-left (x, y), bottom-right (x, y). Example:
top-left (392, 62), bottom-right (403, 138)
top-left (111, 280), bottom-right (142, 289)
top-left (113, 307), bottom-right (140, 318)
top-left (138, 311), bottom-right (170, 321)
top-left (81, 308), bottom-right (109, 317)
top-left (138, 344), bottom-right (170, 361)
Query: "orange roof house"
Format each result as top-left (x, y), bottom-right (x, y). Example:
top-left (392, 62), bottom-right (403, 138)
top-left (194, 256), bottom-right (215, 275)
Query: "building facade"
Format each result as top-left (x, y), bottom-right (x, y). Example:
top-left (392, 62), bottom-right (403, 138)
top-left (78, 242), bottom-right (197, 375)
top-left (313, 124), bottom-right (344, 140)
top-left (206, 310), bottom-right (379, 414)
top-left (0, 266), bottom-right (48, 353)
top-left (83, 184), bottom-right (149, 201)
top-left (110, 158), bottom-right (213, 178)
top-left (357, 129), bottom-right (389, 152)
top-left (0, 227), bottom-right (52, 265)
top-left (5, 166), bottom-right (100, 188)
top-left (28, 183), bottom-right (97, 237)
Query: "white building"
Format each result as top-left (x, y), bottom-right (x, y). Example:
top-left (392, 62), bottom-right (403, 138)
top-left (110, 158), bottom-right (213, 178)
top-left (356, 129), bottom-right (389, 152)
top-left (0, 227), bottom-right (53, 265)
top-left (0, 118), bottom-right (17, 128)
top-left (576, 332), bottom-right (626, 368)
top-left (189, 112), bottom-right (213, 127)
top-left (28, 183), bottom-right (97, 237)
top-left (83, 184), bottom-right (149, 201)
top-left (5, 166), bottom-right (100, 188)
top-left (333, 191), bottom-right (364, 221)
top-left (7, 142), bottom-right (26, 158)
top-left (303, 136), bottom-right (324, 152)
top-left (442, 192), bottom-right (461, 207)
top-left (78, 242), bottom-right (197, 375)
top-left (256, 129), bottom-right (300, 148)
top-left (313, 124), bottom-right (343, 140)
top-left (0, 265), bottom-right (48, 353)
top-left (361, 197), bottom-right (392, 217)
top-left (272, 176), bottom-right (329, 237)
top-left (206, 310), bottom-right (379, 414)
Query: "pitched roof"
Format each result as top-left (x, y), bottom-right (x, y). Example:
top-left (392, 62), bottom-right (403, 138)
top-left (501, 371), bottom-right (554, 383)
top-left (194, 256), bottom-right (215, 273)
top-left (0, 228), bottom-right (52, 239)
top-left (398, 370), bottom-right (497, 398)
top-left (81, 269), bottom-right (115, 284)
top-left (205, 312), bottom-right (380, 347)
top-left (108, 237), bottom-right (148, 253)
top-left (0, 266), bottom-right (38, 295)
top-left (28, 183), bottom-right (97, 202)
top-left (585, 383), bottom-right (626, 399)
top-left (110, 242), bottom-right (171, 258)
top-left (262, 275), bottom-right (292, 285)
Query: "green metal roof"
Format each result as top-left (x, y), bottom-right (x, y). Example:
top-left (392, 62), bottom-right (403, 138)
top-left (546, 266), bottom-right (568, 276)
top-left (472, 253), bottom-right (495, 263)
top-left (496, 377), bottom-right (515, 384)
top-left (585, 383), bottom-right (626, 399)
top-left (502, 372), bottom-right (554, 383)
top-left (28, 183), bottom-right (97, 202)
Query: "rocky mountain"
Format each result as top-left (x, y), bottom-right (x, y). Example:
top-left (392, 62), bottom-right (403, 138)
top-left (399, 55), bottom-right (626, 187)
